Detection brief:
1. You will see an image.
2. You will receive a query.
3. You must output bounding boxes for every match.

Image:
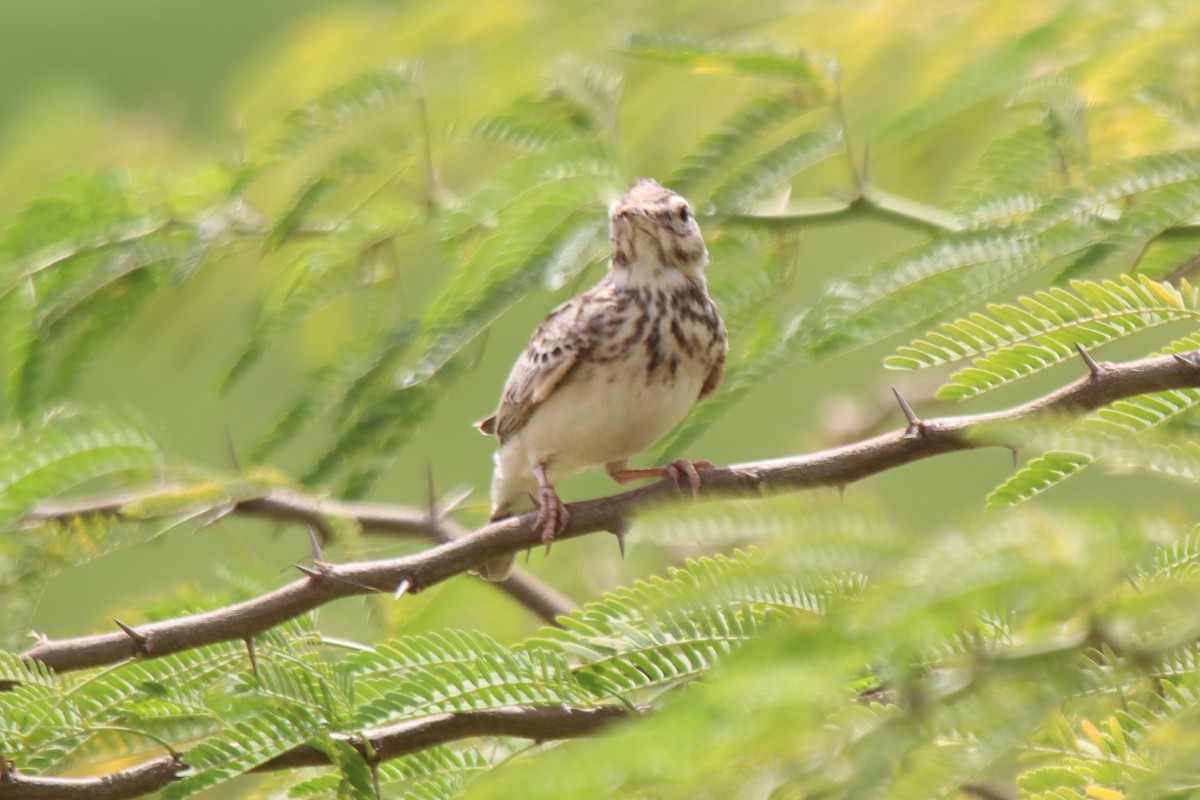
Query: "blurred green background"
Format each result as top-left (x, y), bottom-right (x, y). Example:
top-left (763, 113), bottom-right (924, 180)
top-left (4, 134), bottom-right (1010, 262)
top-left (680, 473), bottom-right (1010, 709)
top-left (5, 0), bottom-right (1199, 674)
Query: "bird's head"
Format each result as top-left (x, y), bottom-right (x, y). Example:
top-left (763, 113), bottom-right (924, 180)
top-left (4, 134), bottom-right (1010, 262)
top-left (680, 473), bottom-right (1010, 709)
top-left (608, 178), bottom-right (708, 287)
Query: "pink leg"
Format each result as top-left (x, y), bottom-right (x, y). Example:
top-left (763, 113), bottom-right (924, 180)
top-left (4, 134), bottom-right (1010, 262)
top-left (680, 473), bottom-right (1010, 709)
top-left (606, 459), bottom-right (715, 498)
top-left (533, 463), bottom-right (569, 551)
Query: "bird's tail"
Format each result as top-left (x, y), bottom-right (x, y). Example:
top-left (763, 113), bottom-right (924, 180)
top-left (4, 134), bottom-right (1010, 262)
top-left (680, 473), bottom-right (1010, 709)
top-left (476, 514), bottom-right (517, 582)
top-left (475, 467), bottom-right (537, 582)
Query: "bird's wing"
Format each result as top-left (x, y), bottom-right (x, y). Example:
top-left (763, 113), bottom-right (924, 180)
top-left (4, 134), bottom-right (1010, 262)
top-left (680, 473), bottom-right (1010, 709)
top-left (698, 298), bottom-right (727, 401)
top-left (699, 350), bottom-right (725, 401)
top-left (477, 293), bottom-right (596, 443)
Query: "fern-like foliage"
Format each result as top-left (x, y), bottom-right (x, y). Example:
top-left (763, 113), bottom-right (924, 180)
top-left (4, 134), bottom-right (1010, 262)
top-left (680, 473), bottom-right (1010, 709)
top-left (886, 274), bottom-right (1200, 507)
top-left (880, 7), bottom-right (1082, 143)
top-left (668, 91), bottom-right (820, 196)
top-left (0, 407), bottom-right (167, 646)
top-left (269, 64), bottom-right (424, 160)
top-left (0, 172), bottom-right (207, 419)
top-left (886, 275), bottom-right (1200, 400)
top-left (624, 34), bottom-right (838, 97)
top-left (0, 406), bottom-right (162, 525)
top-left (287, 745), bottom-right (494, 800)
top-left (11, 9), bottom-right (1200, 800)
top-left (457, 506), bottom-right (1200, 799)
top-left (350, 635), bottom-right (592, 727)
top-left (984, 385), bottom-right (1200, 510)
top-left (0, 499), bottom-right (885, 798)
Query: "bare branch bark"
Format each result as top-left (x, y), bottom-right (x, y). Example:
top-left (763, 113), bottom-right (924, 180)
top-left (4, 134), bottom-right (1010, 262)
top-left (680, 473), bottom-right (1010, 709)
top-left (23, 485), bottom-right (576, 626)
top-left (0, 756), bottom-right (187, 800)
top-left (256, 704), bottom-right (633, 769)
top-left (0, 705), bottom-right (632, 800)
top-left (18, 351), bottom-right (1200, 674)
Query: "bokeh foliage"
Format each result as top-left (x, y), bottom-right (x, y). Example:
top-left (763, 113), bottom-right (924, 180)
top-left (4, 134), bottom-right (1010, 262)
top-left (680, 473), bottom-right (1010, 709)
top-left (5, 0), bottom-right (1200, 797)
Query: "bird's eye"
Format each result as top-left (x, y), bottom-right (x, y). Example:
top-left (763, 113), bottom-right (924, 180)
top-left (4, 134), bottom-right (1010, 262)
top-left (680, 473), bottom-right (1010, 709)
top-left (680, 206), bottom-right (691, 224)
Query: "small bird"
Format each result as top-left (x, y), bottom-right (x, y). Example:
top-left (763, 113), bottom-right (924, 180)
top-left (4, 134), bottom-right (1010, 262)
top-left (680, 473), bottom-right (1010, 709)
top-left (474, 178), bottom-right (727, 581)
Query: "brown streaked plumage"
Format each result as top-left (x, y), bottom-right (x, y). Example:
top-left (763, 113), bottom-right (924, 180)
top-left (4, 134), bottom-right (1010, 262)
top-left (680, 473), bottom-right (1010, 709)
top-left (474, 178), bottom-right (727, 580)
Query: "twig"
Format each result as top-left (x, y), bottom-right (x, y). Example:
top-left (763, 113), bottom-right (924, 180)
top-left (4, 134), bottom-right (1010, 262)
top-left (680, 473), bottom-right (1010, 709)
top-left (0, 705), bottom-right (633, 800)
top-left (22, 486), bottom-right (575, 626)
top-left (257, 704), bottom-right (632, 770)
top-left (727, 180), bottom-right (964, 233)
top-left (18, 351), bottom-right (1200, 674)
top-left (0, 755), bottom-right (187, 800)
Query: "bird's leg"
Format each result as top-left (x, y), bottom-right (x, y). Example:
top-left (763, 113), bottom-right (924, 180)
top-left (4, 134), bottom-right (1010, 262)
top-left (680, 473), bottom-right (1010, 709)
top-left (606, 459), bottom-right (715, 498)
top-left (533, 463), bottom-right (569, 551)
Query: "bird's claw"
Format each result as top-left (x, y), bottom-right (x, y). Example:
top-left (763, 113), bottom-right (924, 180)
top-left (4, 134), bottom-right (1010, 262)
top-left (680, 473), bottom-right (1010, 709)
top-left (662, 459), bottom-right (714, 498)
top-left (534, 484), bottom-right (569, 553)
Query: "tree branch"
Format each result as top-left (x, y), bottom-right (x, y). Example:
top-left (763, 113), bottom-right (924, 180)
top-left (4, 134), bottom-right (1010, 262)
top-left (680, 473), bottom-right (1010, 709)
top-left (19, 351), bottom-right (1200, 674)
top-left (0, 705), bottom-right (633, 800)
top-left (727, 180), bottom-right (965, 233)
top-left (22, 485), bottom-right (576, 626)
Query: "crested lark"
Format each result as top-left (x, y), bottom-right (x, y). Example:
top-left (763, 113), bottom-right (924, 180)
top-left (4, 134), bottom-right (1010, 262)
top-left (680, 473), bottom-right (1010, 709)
top-left (474, 178), bottom-right (727, 580)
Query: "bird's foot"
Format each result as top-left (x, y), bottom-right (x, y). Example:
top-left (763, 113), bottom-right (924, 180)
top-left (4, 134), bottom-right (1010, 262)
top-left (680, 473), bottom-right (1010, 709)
top-left (662, 459), bottom-right (713, 498)
top-left (608, 459), bottom-right (714, 498)
top-left (535, 483), bottom-right (569, 553)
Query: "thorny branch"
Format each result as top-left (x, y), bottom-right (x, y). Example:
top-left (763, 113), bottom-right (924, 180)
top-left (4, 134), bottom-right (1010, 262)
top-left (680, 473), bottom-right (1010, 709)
top-left (16, 350), bottom-right (1200, 676)
top-left (4, 350), bottom-right (1200, 800)
top-left (0, 705), bottom-right (634, 800)
top-left (23, 485), bottom-right (576, 626)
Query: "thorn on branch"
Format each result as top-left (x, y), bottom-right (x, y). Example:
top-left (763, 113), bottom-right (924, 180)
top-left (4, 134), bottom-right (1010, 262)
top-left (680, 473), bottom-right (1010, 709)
top-left (1009, 447), bottom-right (1019, 469)
top-left (371, 761), bottom-right (382, 800)
top-left (225, 427), bottom-right (241, 473)
top-left (1173, 351), bottom-right (1200, 370)
top-left (21, 350), bottom-right (1200, 678)
top-left (1075, 342), bottom-right (1103, 377)
top-left (891, 386), bottom-right (924, 438)
top-left (202, 503), bottom-right (237, 528)
top-left (307, 525), bottom-right (325, 565)
top-left (245, 637), bottom-right (258, 677)
top-left (609, 520), bottom-right (628, 559)
top-left (114, 618), bottom-right (151, 656)
top-left (438, 486), bottom-right (473, 517)
top-left (425, 463), bottom-right (439, 527)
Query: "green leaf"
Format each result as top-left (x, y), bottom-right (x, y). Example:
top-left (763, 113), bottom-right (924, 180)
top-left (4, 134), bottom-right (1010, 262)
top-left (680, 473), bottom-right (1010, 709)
top-left (624, 34), bottom-right (837, 95)
top-left (804, 227), bottom-right (1045, 362)
top-left (164, 706), bottom-right (327, 798)
top-left (709, 125), bottom-right (845, 214)
top-left (223, 235), bottom-right (383, 394)
top-left (0, 172), bottom-right (192, 417)
top-left (0, 407), bottom-right (162, 528)
top-left (950, 124), bottom-right (1063, 228)
top-left (985, 450), bottom-right (1096, 511)
top-left (271, 64), bottom-right (423, 159)
top-left (546, 59), bottom-right (623, 137)
top-left (351, 633), bottom-right (590, 727)
top-left (881, 9), bottom-right (1078, 142)
top-left (986, 388), bottom-right (1200, 510)
top-left (404, 152), bottom-right (619, 388)
top-left (887, 275), bottom-right (1200, 400)
top-left (669, 90), bottom-right (819, 195)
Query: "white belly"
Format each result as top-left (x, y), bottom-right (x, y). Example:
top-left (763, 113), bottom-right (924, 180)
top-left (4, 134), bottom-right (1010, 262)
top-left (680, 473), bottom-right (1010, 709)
top-left (490, 359), bottom-right (704, 513)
